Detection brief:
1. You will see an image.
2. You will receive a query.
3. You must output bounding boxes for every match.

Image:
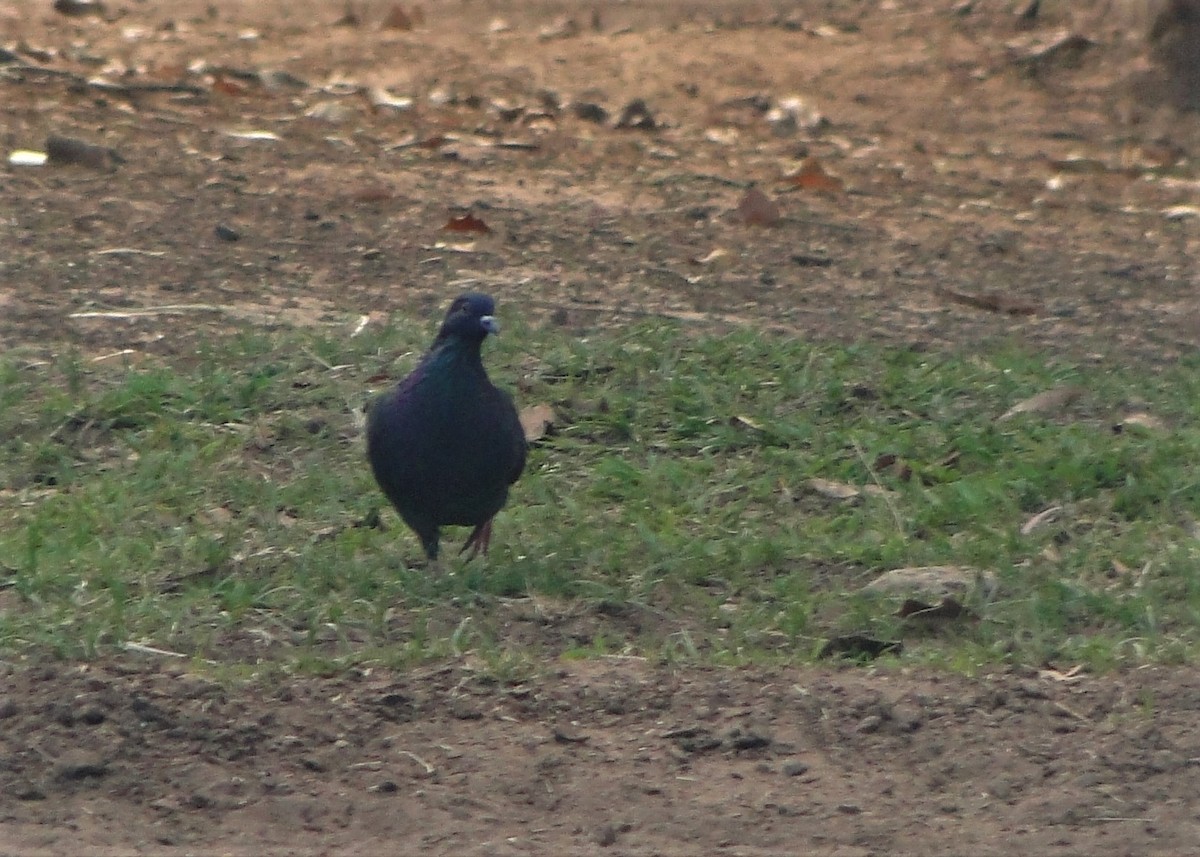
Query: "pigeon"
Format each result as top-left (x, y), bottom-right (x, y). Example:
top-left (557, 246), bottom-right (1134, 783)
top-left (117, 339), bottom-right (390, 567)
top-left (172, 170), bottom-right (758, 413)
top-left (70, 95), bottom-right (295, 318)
top-left (366, 293), bottom-right (526, 561)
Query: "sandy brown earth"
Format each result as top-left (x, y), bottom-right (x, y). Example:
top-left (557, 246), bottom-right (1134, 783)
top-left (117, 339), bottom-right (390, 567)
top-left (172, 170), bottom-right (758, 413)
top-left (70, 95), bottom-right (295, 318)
top-left (3, 0), bottom-right (1200, 853)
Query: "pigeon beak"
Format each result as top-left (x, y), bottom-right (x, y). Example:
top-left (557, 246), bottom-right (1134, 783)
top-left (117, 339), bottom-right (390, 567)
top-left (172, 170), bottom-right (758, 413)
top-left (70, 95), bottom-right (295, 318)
top-left (480, 315), bottom-right (499, 335)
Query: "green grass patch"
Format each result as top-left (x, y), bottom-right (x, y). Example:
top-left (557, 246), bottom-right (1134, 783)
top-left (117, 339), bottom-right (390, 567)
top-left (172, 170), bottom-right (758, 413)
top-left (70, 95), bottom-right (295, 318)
top-left (3, 319), bottom-right (1200, 673)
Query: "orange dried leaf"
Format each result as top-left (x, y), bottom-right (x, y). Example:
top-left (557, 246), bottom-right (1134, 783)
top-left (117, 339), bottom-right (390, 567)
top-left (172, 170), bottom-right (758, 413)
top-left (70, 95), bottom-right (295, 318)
top-left (789, 157), bottom-right (844, 192)
top-left (212, 76), bottom-right (248, 97)
top-left (442, 213), bottom-right (491, 234)
top-left (737, 187), bottom-right (780, 226)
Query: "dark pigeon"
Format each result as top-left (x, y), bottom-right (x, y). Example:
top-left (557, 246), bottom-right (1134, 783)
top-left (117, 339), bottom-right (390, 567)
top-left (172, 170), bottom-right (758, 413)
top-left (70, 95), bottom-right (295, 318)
top-left (366, 293), bottom-right (526, 561)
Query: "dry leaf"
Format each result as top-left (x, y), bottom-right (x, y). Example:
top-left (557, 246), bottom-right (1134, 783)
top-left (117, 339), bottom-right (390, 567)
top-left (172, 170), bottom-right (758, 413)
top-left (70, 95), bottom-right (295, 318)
top-left (703, 127), bottom-right (740, 146)
top-left (1007, 29), bottom-right (1094, 71)
top-left (788, 156), bottom-right (843, 192)
top-left (691, 247), bottom-right (730, 266)
top-left (998, 385), bottom-right (1085, 421)
top-left (442, 213), bottom-right (491, 234)
top-left (368, 88), bottom-right (415, 113)
top-left (1020, 505), bottom-right (1062, 535)
top-left (1037, 664), bottom-right (1085, 683)
top-left (737, 187), bottom-right (780, 226)
top-left (1117, 412), bottom-right (1166, 432)
top-left (1163, 205), bottom-right (1200, 221)
top-left (806, 477), bottom-right (861, 501)
top-left (729, 414), bottom-right (763, 431)
top-left (519, 403), bottom-right (556, 442)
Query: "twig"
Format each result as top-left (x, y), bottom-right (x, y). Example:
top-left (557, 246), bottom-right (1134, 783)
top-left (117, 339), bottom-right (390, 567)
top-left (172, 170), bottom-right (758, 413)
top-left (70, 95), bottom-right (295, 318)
top-left (395, 750), bottom-right (435, 774)
top-left (1, 64), bottom-right (206, 95)
top-left (92, 248), bottom-right (167, 257)
top-left (70, 304), bottom-right (227, 319)
top-left (121, 641), bottom-right (187, 658)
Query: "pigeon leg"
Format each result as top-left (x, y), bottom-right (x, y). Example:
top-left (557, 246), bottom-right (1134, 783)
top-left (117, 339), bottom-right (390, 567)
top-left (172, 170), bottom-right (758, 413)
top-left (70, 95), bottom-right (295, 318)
top-left (415, 524), bottom-right (441, 564)
top-left (458, 519), bottom-right (493, 560)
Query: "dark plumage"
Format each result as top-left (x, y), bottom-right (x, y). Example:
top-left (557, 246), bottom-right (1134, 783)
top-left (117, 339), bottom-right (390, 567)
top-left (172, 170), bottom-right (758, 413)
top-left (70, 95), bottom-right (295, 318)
top-left (366, 293), bottom-right (526, 561)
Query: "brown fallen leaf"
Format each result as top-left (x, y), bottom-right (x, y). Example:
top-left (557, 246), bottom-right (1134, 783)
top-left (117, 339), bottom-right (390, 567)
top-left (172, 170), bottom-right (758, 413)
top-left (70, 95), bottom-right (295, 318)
top-left (998, 385), bottom-right (1085, 421)
top-left (519, 403), bottom-right (557, 443)
top-left (737, 187), bottom-right (780, 226)
top-left (787, 156), bottom-right (843, 192)
top-left (442, 213), bottom-right (491, 234)
top-left (212, 76), bottom-right (249, 97)
top-left (936, 286), bottom-right (1040, 316)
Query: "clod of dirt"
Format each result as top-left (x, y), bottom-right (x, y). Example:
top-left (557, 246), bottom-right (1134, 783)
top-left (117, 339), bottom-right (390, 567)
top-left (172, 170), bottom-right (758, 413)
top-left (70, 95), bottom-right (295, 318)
top-left (666, 726), bottom-right (722, 754)
top-left (571, 101), bottom-right (609, 123)
top-left (594, 823), bottom-right (619, 847)
top-left (539, 16), bottom-right (580, 41)
top-left (781, 760), bottom-right (809, 777)
top-left (53, 0), bottom-right (105, 17)
top-left (45, 135), bottom-right (119, 169)
top-left (1149, 0), bottom-right (1200, 109)
top-left (737, 187), bottom-right (781, 227)
top-left (54, 753), bottom-right (109, 782)
top-left (13, 781), bottom-right (46, 801)
top-left (818, 633), bottom-right (902, 660)
top-left (614, 99), bottom-right (657, 130)
top-left (727, 728), bottom-right (771, 751)
top-left (381, 4), bottom-right (421, 31)
top-left (863, 566), bottom-right (996, 604)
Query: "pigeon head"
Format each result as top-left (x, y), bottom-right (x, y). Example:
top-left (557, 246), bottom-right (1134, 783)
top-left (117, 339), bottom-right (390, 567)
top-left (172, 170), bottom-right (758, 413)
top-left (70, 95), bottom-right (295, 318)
top-left (435, 293), bottom-right (499, 345)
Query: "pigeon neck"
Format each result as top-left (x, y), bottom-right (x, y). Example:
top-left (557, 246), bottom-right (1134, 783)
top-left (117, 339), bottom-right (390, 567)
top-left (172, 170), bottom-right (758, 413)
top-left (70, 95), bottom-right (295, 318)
top-left (428, 334), bottom-right (486, 373)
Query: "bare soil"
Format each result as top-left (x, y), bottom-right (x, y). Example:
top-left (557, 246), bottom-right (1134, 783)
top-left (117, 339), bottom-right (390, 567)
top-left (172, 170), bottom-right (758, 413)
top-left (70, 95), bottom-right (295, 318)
top-left (2, 1), bottom-right (1200, 853)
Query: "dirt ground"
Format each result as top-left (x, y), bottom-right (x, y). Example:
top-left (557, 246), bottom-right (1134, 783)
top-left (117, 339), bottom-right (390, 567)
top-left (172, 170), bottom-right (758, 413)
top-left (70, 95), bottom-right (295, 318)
top-left (3, 0), bottom-right (1200, 853)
